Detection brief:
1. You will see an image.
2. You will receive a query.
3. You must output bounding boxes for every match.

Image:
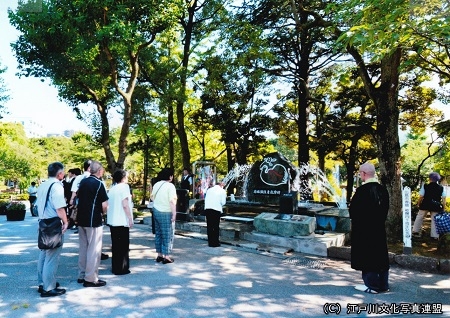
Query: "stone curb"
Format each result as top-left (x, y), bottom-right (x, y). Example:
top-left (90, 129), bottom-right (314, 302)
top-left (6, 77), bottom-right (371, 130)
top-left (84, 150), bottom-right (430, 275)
top-left (328, 246), bottom-right (450, 274)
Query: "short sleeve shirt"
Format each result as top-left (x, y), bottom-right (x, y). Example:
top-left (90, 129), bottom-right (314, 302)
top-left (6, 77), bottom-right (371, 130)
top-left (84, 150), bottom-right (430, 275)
top-left (36, 178), bottom-right (66, 219)
top-left (152, 181), bottom-right (177, 212)
top-left (77, 175), bottom-right (108, 227)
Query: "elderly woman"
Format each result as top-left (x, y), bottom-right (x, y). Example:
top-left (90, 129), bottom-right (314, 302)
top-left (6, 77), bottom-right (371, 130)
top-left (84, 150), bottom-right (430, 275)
top-left (151, 168), bottom-right (177, 264)
top-left (412, 172), bottom-right (446, 239)
top-left (107, 170), bottom-right (134, 275)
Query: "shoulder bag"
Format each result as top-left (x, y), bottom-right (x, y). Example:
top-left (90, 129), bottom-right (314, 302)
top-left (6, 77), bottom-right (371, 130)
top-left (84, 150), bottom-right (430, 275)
top-left (434, 212), bottom-right (450, 236)
top-left (38, 183), bottom-right (63, 250)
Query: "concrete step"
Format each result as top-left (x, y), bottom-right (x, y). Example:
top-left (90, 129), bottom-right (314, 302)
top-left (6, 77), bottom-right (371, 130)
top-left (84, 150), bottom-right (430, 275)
top-left (242, 231), bottom-right (346, 257)
top-left (173, 219), bottom-right (346, 257)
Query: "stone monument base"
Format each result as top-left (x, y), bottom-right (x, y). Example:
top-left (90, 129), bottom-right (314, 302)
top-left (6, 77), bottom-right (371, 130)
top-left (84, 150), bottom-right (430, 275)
top-left (253, 212), bottom-right (316, 237)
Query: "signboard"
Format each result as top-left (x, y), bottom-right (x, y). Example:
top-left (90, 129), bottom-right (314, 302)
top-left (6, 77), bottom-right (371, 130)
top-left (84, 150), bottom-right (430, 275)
top-left (402, 186), bottom-right (412, 254)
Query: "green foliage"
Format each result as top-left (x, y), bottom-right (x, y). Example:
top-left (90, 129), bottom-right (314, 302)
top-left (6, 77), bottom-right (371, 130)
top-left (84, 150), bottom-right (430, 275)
top-left (400, 133), bottom-right (439, 190)
top-left (8, 0), bottom-right (185, 173)
top-left (0, 123), bottom-right (33, 181)
top-left (6, 201), bottom-right (26, 211)
top-left (333, 0), bottom-right (414, 59)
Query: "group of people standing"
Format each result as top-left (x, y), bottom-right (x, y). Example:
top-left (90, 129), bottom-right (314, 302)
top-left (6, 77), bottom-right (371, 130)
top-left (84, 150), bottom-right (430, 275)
top-left (38, 159), bottom-right (444, 298)
top-left (37, 162), bottom-right (216, 297)
top-left (36, 160), bottom-right (135, 297)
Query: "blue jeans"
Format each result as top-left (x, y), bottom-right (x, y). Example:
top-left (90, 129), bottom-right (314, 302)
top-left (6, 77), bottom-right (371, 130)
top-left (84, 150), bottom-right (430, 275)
top-left (153, 208), bottom-right (174, 255)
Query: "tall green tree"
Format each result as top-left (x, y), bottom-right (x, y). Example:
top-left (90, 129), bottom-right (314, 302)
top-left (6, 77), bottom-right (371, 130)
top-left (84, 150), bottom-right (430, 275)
top-left (9, 0), bottom-right (183, 173)
top-left (240, 0), bottom-right (339, 169)
top-left (198, 46), bottom-right (274, 168)
top-left (173, 0), bottom-right (229, 169)
top-left (329, 0), bottom-right (431, 240)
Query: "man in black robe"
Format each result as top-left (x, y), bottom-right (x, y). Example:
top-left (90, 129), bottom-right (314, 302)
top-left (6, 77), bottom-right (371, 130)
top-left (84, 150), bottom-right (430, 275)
top-left (349, 162), bottom-right (390, 294)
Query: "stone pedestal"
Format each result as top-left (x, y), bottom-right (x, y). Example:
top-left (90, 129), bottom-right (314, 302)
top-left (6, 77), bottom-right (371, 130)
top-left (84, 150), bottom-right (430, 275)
top-left (315, 208), bottom-right (350, 233)
top-left (253, 212), bottom-right (315, 237)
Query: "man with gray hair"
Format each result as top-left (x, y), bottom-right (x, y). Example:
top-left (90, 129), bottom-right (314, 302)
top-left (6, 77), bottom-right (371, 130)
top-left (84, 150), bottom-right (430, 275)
top-left (413, 172), bottom-right (446, 239)
top-left (76, 160), bottom-right (109, 287)
top-left (36, 162), bottom-right (68, 297)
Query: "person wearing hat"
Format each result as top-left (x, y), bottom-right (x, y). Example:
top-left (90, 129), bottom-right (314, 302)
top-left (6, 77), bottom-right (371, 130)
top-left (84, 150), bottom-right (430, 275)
top-left (412, 172), bottom-right (447, 239)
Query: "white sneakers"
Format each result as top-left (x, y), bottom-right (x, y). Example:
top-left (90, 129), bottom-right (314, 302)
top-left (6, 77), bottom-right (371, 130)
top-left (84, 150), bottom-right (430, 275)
top-left (354, 284), bottom-right (379, 294)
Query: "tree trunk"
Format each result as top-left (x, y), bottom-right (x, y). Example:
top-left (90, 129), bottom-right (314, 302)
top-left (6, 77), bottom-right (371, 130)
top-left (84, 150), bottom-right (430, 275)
top-left (174, 2), bottom-right (196, 170)
top-left (349, 46), bottom-right (403, 241)
top-left (168, 104), bottom-right (175, 169)
top-left (345, 136), bottom-right (360, 203)
top-left (374, 50), bottom-right (403, 241)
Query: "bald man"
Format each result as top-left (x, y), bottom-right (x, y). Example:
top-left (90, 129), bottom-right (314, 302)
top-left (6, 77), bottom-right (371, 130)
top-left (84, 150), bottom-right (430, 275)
top-left (349, 162), bottom-right (390, 294)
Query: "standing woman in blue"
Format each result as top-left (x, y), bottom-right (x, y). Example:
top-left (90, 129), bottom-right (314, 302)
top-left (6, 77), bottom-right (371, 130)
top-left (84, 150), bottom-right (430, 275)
top-left (151, 168), bottom-right (177, 264)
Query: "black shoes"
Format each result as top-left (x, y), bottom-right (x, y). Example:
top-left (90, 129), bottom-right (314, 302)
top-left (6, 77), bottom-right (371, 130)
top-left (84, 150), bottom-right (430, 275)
top-left (113, 270), bottom-right (131, 275)
top-left (156, 256), bottom-right (174, 264)
top-left (41, 288), bottom-right (66, 297)
top-left (83, 279), bottom-right (107, 287)
top-left (38, 282), bottom-right (60, 293)
top-left (162, 258), bottom-right (174, 264)
top-left (77, 278), bottom-right (85, 284)
top-left (101, 253), bottom-right (109, 260)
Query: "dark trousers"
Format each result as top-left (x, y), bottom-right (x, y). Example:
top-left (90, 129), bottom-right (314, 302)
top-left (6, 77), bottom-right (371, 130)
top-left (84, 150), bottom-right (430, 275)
top-left (362, 270), bottom-right (389, 292)
top-left (205, 209), bottom-right (221, 247)
top-left (110, 226), bottom-right (130, 274)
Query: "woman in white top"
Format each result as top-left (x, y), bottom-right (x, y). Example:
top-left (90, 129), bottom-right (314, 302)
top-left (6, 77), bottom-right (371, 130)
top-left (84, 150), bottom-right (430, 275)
top-left (151, 168), bottom-right (177, 264)
top-left (107, 170), bottom-right (134, 275)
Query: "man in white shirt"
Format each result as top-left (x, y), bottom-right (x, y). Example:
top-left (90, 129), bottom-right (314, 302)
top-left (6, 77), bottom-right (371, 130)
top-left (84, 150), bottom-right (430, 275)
top-left (27, 181), bottom-right (38, 216)
top-left (69, 160), bottom-right (92, 207)
top-left (180, 168), bottom-right (192, 192)
top-left (204, 180), bottom-right (227, 247)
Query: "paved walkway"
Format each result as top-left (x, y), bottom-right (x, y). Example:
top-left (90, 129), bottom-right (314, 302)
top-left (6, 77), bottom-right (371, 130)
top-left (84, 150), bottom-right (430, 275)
top-left (0, 212), bottom-right (449, 317)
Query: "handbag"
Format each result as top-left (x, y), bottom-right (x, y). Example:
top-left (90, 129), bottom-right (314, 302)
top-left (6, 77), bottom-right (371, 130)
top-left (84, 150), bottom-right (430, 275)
top-left (434, 212), bottom-right (450, 236)
top-left (32, 204), bottom-right (38, 217)
top-left (70, 174), bottom-right (89, 224)
top-left (38, 217), bottom-right (63, 249)
top-left (71, 204), bottom-right (78, 224)
top-left (38, 183), bottom-right (63, 249)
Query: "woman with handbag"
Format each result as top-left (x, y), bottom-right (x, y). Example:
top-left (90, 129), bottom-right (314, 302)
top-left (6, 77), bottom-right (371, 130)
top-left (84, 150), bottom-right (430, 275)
top-left (413, 172), bottom-right (447, 239)
top-left (106, 170), bottom-right (134, 275)
top-left (151, 168), bottom-right (177, 264)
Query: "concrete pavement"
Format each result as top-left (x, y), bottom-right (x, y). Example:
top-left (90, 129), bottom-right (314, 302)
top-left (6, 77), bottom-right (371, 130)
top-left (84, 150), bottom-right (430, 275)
top-left (0, 212), bottom-right (449, 318)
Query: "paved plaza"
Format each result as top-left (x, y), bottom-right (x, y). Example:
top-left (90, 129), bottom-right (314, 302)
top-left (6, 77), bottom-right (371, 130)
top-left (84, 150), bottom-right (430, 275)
top-left (0, 212), bottom-right (449, 317)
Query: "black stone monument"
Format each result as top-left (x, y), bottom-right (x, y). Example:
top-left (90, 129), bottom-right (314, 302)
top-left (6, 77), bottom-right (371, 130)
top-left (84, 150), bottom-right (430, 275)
top-left (245, 152), bottom-right (298, 206)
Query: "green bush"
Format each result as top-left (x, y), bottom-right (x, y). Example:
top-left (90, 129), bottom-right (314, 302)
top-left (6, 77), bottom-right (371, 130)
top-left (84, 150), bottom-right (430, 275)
top-left (6, 202), bottom-right (26, 211)
top-left (0, 200), bottom-right (9, 208)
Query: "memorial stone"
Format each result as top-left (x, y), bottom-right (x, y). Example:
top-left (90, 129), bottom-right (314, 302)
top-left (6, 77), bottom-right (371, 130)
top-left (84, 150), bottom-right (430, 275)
top-left (246, 152), bottom-right (298, 205)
